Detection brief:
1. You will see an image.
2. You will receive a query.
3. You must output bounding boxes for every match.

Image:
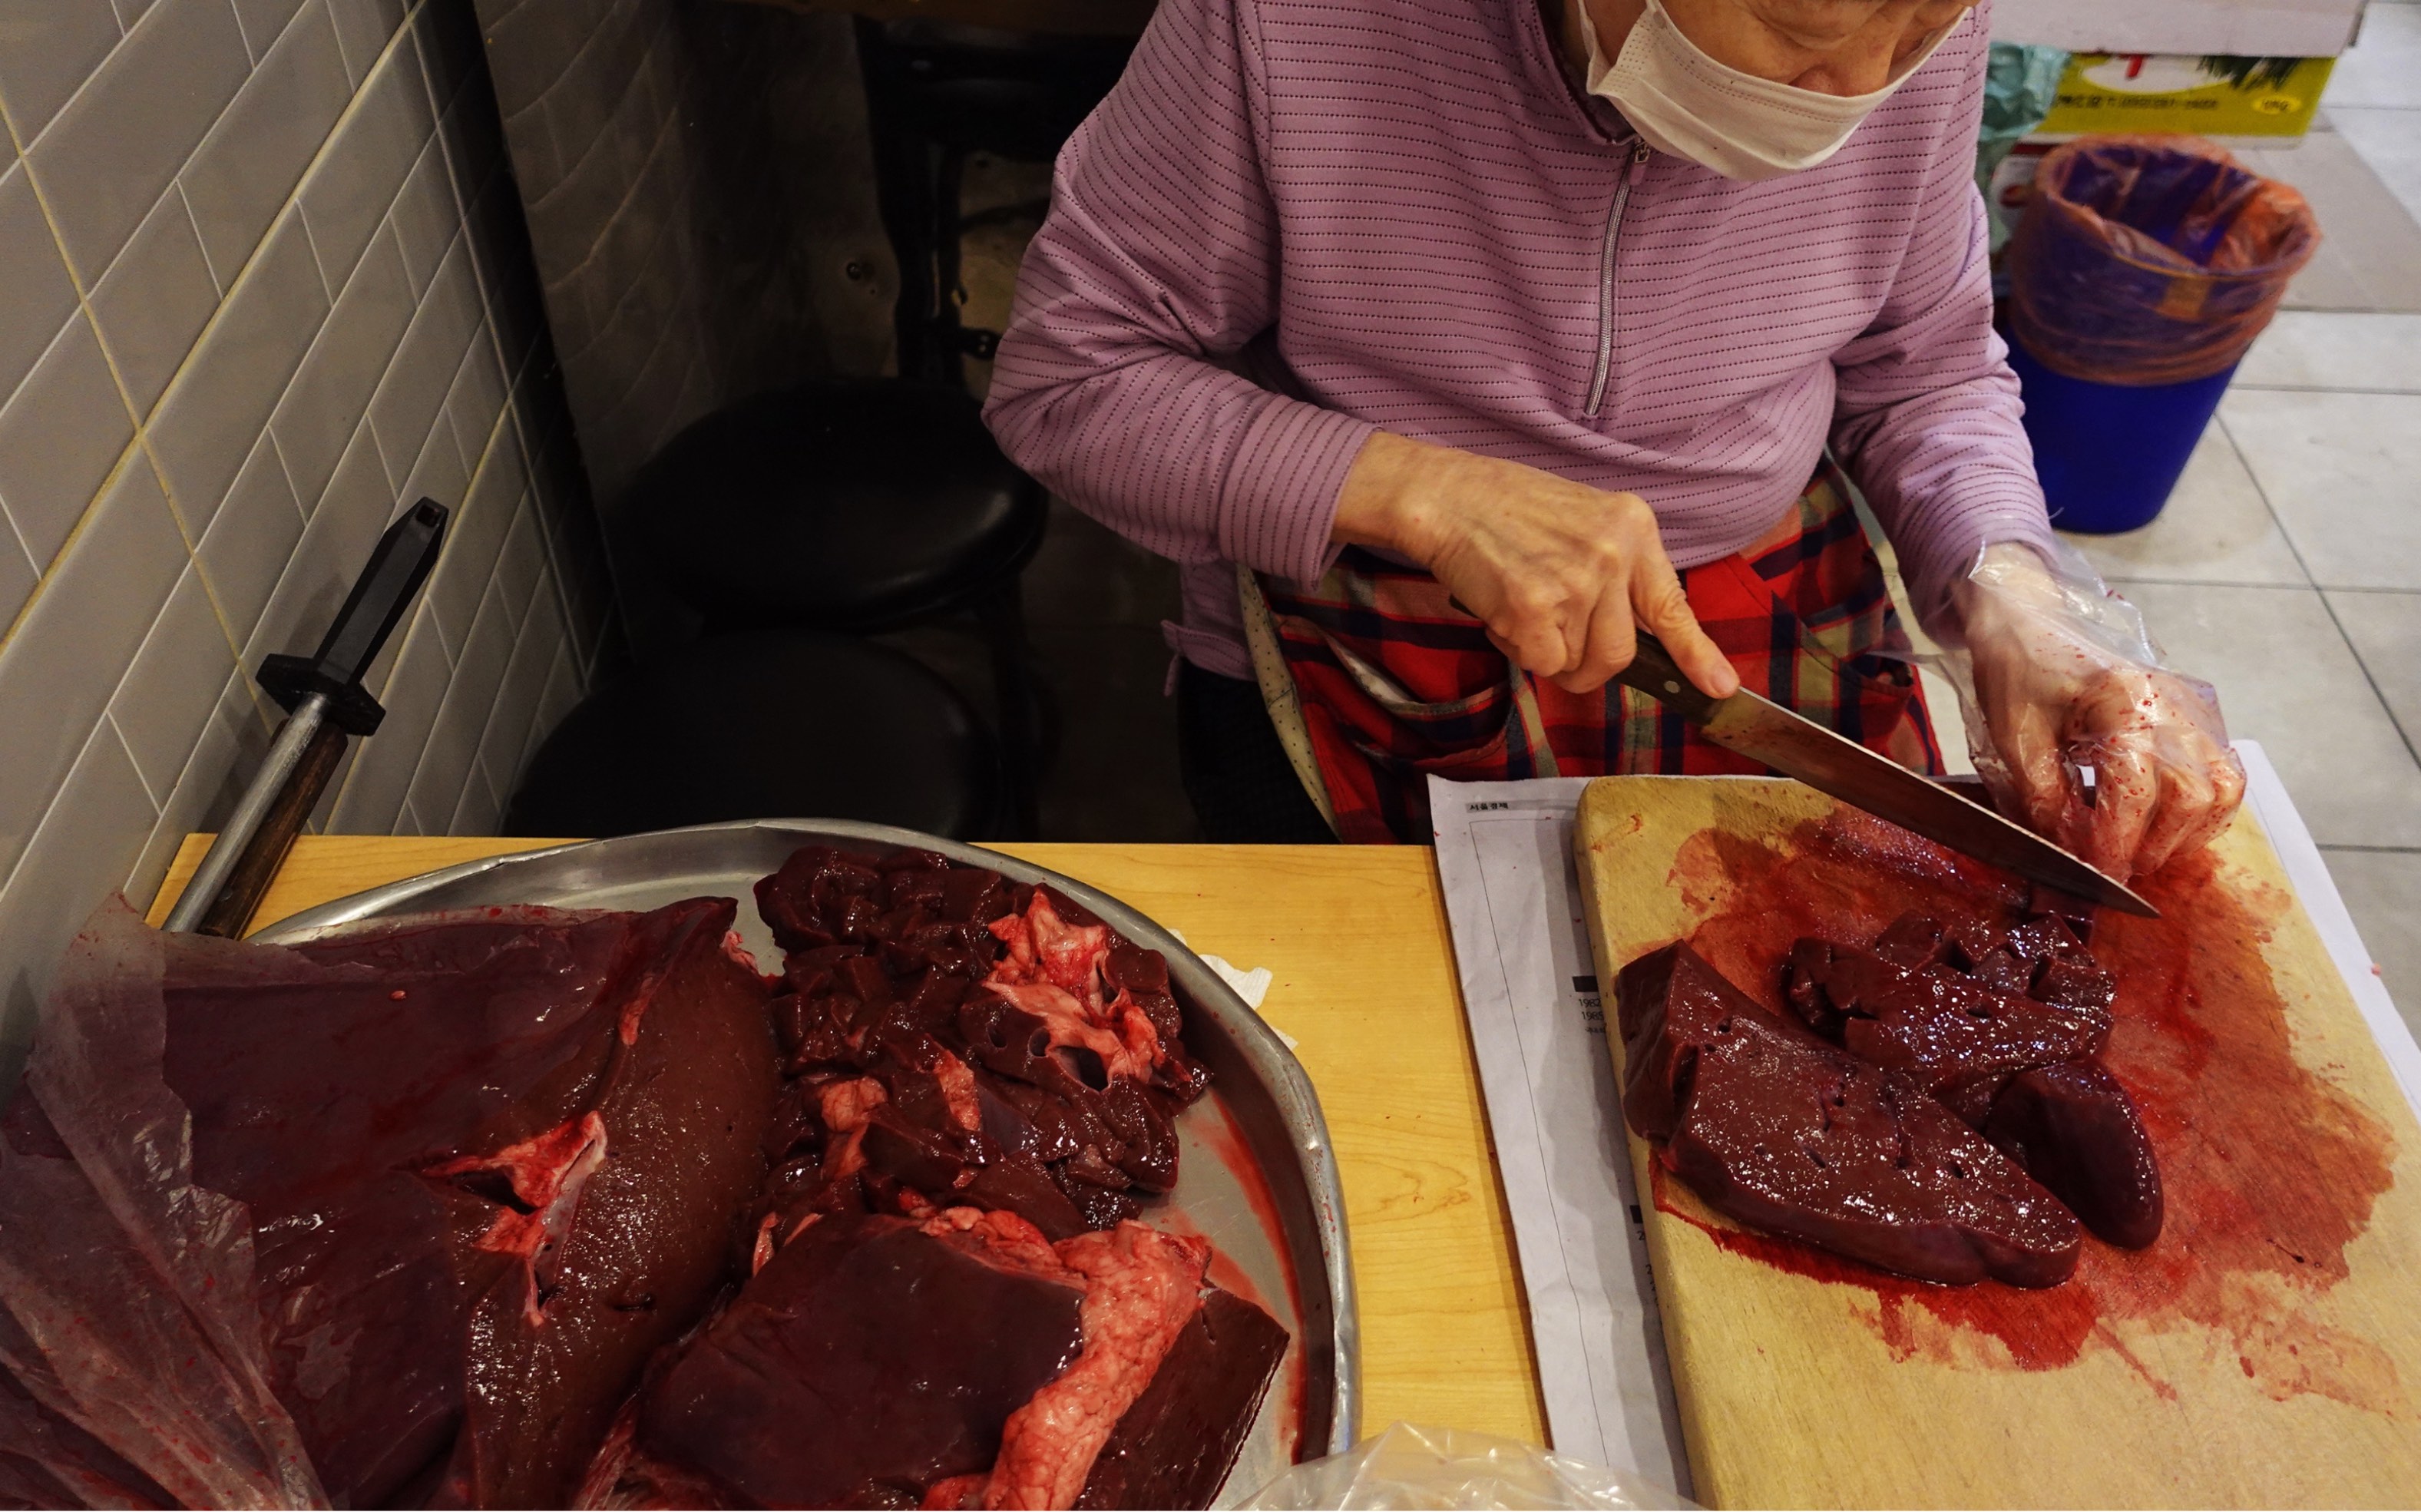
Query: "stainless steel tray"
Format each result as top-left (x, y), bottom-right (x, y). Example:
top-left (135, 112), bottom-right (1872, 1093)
top-left (260, 819), bottom-right (1358, 1504)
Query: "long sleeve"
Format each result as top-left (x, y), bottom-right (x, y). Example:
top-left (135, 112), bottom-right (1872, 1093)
top-left (1829, 18), bottom-right (2059, 630)
top-left (981, 0), bottom-right (1375, 591)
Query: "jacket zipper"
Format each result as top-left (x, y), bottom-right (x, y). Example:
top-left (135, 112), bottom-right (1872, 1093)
top-left (1584, 138), bottom-right (1652, 419)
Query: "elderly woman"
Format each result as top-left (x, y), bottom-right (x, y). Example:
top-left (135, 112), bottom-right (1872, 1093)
top-left (984, 0), bottom-right (2242, 877)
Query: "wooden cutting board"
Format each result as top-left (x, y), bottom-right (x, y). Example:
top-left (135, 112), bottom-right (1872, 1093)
top-left (1573, 776), bottom-right (2421, 1509)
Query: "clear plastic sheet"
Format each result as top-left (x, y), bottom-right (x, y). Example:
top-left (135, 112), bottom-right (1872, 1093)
top-left (2004, 135), bottom-right (2319, 385)
top-left (1933, 542), bottom-right (2245, 882)
top-left (1239, 1424), bottom-right (1692, 1511)
top-left (0, 898), bottom-right (324, 1509)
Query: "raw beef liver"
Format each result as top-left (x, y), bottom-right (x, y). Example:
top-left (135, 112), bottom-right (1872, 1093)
top-left (751, 847), bottom-right (1208, 1253)
top-left (1785, 937), bottom-right (2108, 1109)
top-left (1986, 1060), bottom-right (2165, 1249)
top-left (1618, 944), bottom-right (2082, 1287)
top-left (634, 1212), bottom-right (1090, 1507)
top-left (1, 851), bottom-right (1281, 1510)
top-left (1073, 1288), bottom-right (1291, 1510)
top-left (625, 1210), bottom-right (1286, 1510)
top-left (1790, 912), bottom-right (2162, 1251)
top-left (160, 898), bottom-right (779, 1508)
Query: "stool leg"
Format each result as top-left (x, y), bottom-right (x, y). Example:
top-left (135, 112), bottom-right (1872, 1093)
top-left (976, 579), bottom-right (1040, 839)
top-left (934, 147), bottom-right (970, 392)
top-left (855, 18), bottom-right (940, 383)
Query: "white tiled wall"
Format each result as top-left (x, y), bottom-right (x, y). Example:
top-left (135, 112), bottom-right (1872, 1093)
top-left (474, 0), bottom-right (896, 516)
top-left (0, 0), bottom-right (613, 1060)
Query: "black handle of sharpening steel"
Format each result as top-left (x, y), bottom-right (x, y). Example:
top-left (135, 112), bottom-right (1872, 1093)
top-left (256, 498), bottom-right (448, 736)
top-left (195, 499), bottom-right (449, 937)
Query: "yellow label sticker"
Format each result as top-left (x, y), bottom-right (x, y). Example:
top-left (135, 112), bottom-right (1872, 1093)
top-left (2035, 54), bottom-right (2337, 141)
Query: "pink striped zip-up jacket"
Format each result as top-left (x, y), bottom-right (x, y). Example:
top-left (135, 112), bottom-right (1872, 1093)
top-left (982, 0), bottom-right (2057, 680)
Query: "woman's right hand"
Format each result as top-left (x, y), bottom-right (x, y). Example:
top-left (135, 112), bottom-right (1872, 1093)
top-left (1331, 431), bottom-right (1740, 699)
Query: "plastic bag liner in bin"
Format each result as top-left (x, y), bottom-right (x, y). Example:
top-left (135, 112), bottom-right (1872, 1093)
top-left (1240, 1424), bottom-right (1694, 1510)
top-left (2004, 135), bottom-right (2319, 386)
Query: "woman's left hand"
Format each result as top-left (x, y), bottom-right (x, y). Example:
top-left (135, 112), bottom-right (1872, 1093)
top-left (1954, 545), bottom-right (2246, 882)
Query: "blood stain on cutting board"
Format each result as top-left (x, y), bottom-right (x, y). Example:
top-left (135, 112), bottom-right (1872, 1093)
top-left (1638, 809), bottom-right (2403, 1414)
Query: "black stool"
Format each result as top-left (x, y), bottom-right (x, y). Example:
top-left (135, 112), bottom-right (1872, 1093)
top-left (504, 630), bottom-right (1000, 840)
top-left (623, 378), bottom-right (1049, 835)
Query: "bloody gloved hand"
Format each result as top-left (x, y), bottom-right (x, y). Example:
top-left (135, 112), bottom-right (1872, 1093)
top-left (1943, 544), bottom-right (2245, 882)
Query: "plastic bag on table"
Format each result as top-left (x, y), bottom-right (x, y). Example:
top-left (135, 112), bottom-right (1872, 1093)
top-left (1237, 1423), bottom-right (1694, 1510)
top-left (1928, 541), bottom-right (2244, 882)
top-left (2003, 134), bottom-right (2319, 385)
top-left (0, 899), bottom-right (323, 1509)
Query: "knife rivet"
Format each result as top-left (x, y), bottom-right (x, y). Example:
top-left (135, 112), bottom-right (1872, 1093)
top-left (1663, 680), bottom-right (1680, 693)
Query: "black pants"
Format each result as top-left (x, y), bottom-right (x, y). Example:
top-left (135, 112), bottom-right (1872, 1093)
top-left (1176, 663), bottom-right (1335, 844)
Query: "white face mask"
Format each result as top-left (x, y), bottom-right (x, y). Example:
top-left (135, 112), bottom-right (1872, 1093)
top-left (1579, 0), bottom-right (1956, 181)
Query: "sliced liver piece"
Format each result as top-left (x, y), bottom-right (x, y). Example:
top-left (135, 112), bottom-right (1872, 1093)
top-left (1985, 1060), bottom-right (2165, 1249)
top-left (1789, 914), bottom-right (2160, 1252)
top-left (1786, 938), bottom-right (2108, 1107)
top-left (1073, 1288), bottom-right (1290, 1510)
top-left (637, 1212), bottom-right (1089, 1508)
top-left (1619, 944), bottom-right (2082, 1288)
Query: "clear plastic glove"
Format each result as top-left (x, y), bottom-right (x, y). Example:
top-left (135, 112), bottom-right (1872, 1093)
top-left (1940, 542), bottom-right (2246, 882)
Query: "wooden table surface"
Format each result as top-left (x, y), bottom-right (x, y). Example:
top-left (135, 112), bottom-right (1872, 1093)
top-left (150, 835), bottom-right (1549, 1446)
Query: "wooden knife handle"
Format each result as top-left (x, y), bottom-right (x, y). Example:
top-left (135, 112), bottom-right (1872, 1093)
top-left (193, 720), bottom-right (349, 938)
top-left (1612, 631), bottom-right (1725, 723)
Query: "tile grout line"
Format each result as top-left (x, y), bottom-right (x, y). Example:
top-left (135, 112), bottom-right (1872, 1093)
top-left (122, 0), bottom-right (439, 447)
top-left (2318, 844), bottom-right (2421, 855)
top-left (2216, 411), bottom-right (2421, 772)
top-left (173, 181), bottom-right (225, 300)
top-left (104, 711), bottom-right (164, 814)
top-left (415, 31), bottom-right (602, 713)
top-left (0, 713), bottom-right (116, 906)
top-left (417, 33), bottom-right (537, 505)
top-left (177, 3), bottom-right (461, 732)
top-left (2317, 587), bottom-right (2421, 767)
top-left (0, 19), bottom-right (333, 710)
top-left (448, 488), bottom-right (548, 824)
top-left (0, 93), bottom-right (185, 662)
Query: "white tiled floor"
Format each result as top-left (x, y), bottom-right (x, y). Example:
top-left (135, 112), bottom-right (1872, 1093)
top-left (2052, 26), bottom-right (2421, 1028)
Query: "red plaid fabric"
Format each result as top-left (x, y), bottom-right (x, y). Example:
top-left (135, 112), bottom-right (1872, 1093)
top-left (1262, 464), bottom-right (1943, 843)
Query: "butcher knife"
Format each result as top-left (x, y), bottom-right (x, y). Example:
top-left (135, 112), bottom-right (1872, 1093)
top-left (1612, 630), bottom-right (2158, 917)
top-left (164, 500), bottom-right (449, 937)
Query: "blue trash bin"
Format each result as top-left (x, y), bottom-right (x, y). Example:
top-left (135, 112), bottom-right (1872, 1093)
top-left (2003, 136), bottom-right (2318, 535)
top-left (2006, 334), bottom-right (2237, 535)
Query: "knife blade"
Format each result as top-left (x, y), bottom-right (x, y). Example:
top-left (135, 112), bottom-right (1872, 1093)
top-left (1612, 631), bottom-right (2158, 917)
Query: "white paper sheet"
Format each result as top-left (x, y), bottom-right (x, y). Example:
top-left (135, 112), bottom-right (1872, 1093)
top-left (1426, 743), bottom-right (2419, 1497)
top-left (1426, 776), bottom-right (1688, 1495)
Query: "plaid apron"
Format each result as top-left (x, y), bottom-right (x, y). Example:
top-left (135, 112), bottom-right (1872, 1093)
top-left (1241, 461), bottom-right (1943, 844)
